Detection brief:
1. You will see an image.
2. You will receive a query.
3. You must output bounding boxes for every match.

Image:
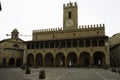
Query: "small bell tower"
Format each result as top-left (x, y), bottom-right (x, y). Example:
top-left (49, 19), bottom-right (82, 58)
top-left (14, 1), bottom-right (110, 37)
top-left (11, 28), bottom-right (19, 38)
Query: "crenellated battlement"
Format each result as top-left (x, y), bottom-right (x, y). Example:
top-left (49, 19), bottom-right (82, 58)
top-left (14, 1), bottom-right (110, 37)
top-left (78, 24), bottom-right (105, 29)
top-left (33, 24), bottom-right (105, 33)
top-left (33, 27), bottom-right (63, 33)
top-left (63, 2), bottom-right (77, 9)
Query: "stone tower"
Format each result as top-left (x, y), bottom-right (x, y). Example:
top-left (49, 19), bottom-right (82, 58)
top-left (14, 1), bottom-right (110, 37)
top-left (11, 28), bottom-right (19, 38)
top-left (63, 2), bottom-right (78, 30)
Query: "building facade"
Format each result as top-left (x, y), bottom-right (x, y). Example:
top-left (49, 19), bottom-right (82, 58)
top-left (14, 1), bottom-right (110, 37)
top-left (109, 33), bottom-right (120, 67)
top-left (110, 44), bottom-right (120, 67)
top-left (24, 2), bottom-right (110, 67)
top-left (0, 29), bottom-right (25, 67)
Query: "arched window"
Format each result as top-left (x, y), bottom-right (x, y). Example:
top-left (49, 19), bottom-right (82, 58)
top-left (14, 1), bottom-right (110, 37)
top-left (50, 42), bottom-right (54, 48)
top-left (67, 41), bottom-right (71, 48)
top-left (40, 42), bottom-right (44, 49)
top-left (13, 44), bottom-right (19, 48)
top-left (85, 40), bottom-right (90, 47)
top-left (36, 42), bottom-right (39, 49)
top-left (55, 42), bottom-right (60, 48)
top-left (79, 40), bottom-right (84, 47)
top-left (73, 41), bottom-right (77, 47)
top-left (99, 39), bottom-right (105, 46)
top-left (61, 41), bottom-right (65, 48)
top-left (92, 40), bottom-right (97, 47)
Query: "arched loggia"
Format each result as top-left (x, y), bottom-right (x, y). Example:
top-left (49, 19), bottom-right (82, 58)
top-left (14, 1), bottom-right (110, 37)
top-left (93, 51), bottom-right (105, 66)
top-left (35, 53), bottom-right (43, 67)
top-left (55, 52), bottom-right (65, 67)
top-left (44, 53), bottom-right (54, 67)
top-left (79, 52), bottom-right (90, 67)
top-left (27, 53), bottom-right (34, 67)
top-left (67, 52), bottom-right (77, 67)
top-left (16, 58), bottom-right (22, 67)
top-left (8, 58), bottom-right (15, 66)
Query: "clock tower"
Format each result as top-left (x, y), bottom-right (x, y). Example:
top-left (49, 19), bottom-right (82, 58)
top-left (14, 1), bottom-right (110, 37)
top-left (63, 2), bottom-right (78, 30)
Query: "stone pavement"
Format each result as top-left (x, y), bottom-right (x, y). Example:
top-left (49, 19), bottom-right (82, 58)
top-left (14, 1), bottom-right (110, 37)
top-left (0, 68), bottom-right (120, 80)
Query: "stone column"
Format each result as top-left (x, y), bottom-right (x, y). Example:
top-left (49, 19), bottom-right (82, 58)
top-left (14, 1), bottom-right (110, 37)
top-left (65, 57), bottom-right (68, 67)
top-left (90, 55), bottom-right (93, 67)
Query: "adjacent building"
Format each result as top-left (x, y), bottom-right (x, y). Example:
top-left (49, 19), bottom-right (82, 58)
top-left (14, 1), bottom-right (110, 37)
top-left (0, 29), bottom-right (25, 67)
top-left (109, 33), bottom-right (120, 67)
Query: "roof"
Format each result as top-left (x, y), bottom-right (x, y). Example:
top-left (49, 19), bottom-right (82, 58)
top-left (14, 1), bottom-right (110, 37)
top-left (109, 32), bottom-right (120, 46)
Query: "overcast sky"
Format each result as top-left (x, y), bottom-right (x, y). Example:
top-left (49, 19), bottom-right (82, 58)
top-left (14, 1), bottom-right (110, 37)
top-left (0, 0), bottom-right (120, 41)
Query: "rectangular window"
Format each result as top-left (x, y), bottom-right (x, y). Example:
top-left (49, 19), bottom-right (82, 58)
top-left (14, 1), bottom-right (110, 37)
top-left (68, 12), bottom-right (72, 19)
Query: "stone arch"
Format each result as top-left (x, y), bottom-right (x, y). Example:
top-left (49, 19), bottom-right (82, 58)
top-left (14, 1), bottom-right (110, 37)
top-left (13, 44), bottom-right (19, 48)
top-left (44, 53), bottom-right (54, 67)
top-left (67, 52), bottom-right (77, 67)
top-left (8, 58), bottom-right (15, 66)
top-left (16, 58), bottom-right (22, 67)
top-left (27, 53), bottom-right (34, 67)
top-left (93, 51), bottom-right (105, 66)
top-left (55, 52), bottom-right (65, 67)
top-left (79, 52), bottom-right (90, 67)
top-left (35, 53), bottom-right (43, 67)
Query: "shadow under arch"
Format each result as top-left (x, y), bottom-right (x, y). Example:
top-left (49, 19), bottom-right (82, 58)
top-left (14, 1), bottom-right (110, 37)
top-left (35, 53), bottom-right (43, 67)
top-left (16, 58), bottom-right (22, 67)
top-left (67, 52), bottom-right (77, 67)
top-left (79, 52), bottom-right (90, 67)
top-left (44, 53), bottom-right (54, 67)
top-left (93, 51), bottom-right (105, 66)
top-left (55, 52), bottom-right (65, 67)
top-left (27, 53), bottom-right (34, 67)
top-left (8, 58), bottom-right (15, 67)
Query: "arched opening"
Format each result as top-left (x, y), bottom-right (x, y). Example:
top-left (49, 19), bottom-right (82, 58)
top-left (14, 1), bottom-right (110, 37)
top-left (79, 40), bottom-right (84, 47)
top-left (50, 42), bottom-right (54, 48)
top-left (27, 53), bottom-right (34, 67)
top-left (85, 40), bottom-right (90, 47)
top-left (55, 52), bottom-right (65, 67)
top-left (67, 52), bottom-right (77, 67)
top-left (2, 58), bottom-right (6, 67)
top-left (45, 42), bottom-right (49, 48)
top-left (35, 53), bottom-right (43, 67)
top-left (16, 58), bottom-right (22, 67)
top-left (73, 41), bottom-right (77, 47)
top-left (8, 58), bottom-right (15, 66)
top-left (92, 40), bottom-right (97, 47)
top-left (13, 44), bottom-right (19, 48)
top-left (79, 52), bottom-right (90, 67)
top-left (67, 41), bottom-right (71, 48)
top-left (44, 53), bottom-right (54, 67)
top-left (55, 42), bottom-right (60, 48)
top-left (61, 41), bottom-right (65, 48)
top-left (93, 51), bottom-right (105, 66)
top-left (99, 39), bottom-right (105, 46)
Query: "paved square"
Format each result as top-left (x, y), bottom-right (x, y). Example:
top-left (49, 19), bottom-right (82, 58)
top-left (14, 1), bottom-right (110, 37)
top-left (0, 68), bottom-right (120, 80)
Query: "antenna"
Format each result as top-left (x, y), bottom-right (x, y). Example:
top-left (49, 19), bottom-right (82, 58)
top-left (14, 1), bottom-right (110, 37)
top-left (6, 34), bottom-right (31, 37)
